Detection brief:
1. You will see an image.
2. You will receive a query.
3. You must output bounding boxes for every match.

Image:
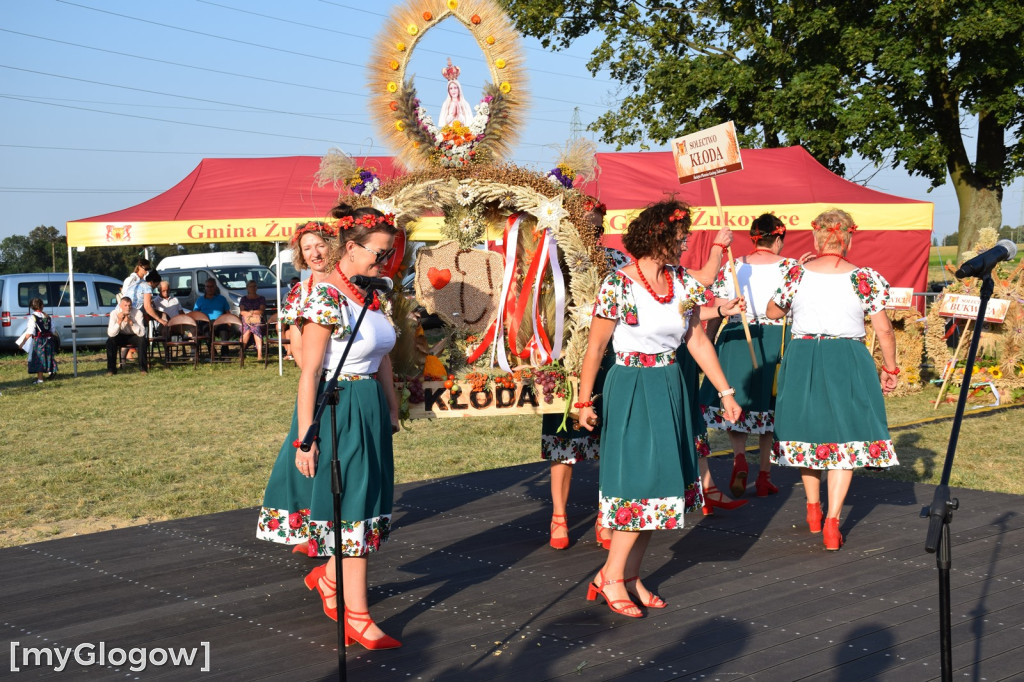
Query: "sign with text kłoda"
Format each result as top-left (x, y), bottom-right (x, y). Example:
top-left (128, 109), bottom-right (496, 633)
top-left (937, 293), bottom-right (1010, 323)
top-left (671, 121), bottom-right (744, 184)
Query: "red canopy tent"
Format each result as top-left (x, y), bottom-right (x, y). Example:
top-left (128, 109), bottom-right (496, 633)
top-left (579, 147), bottom-right (933, 292)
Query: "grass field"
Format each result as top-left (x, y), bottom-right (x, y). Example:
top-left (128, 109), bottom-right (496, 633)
top-left (1, 347), bottom-right (1020, 549)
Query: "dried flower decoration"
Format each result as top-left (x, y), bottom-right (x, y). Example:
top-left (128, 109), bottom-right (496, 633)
top-left (583, 199), bottom-right (607, 214)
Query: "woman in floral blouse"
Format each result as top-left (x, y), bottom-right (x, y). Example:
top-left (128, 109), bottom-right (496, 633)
top-left (257, 203), bottom-right (402, 649)
top-left (281, 218), bottom-right (341, 368)
top-left (700, 214), bottom-right (799, 500)
top-left (766, 208), bottom-right (899, 551)
top-left (577, 200), bottom-right (741, 618)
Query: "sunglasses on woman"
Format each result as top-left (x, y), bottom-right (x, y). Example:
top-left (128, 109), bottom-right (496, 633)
top-left (356, 242), bottom-right (396, 265)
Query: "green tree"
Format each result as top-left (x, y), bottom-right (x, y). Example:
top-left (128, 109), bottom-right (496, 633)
top-left (504, 0), bottom-right (1023, 260)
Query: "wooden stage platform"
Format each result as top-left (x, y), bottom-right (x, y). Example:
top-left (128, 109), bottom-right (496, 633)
top-left (2, 457), bottom-right (1023, 681)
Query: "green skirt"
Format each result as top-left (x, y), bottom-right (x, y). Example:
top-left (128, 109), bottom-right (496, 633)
top-left (699, 323), bottom-right (786, 434)
top-left (256, 377), bottom-right (394, 556)
top-left (772, 337), bottom-right (898, 470)
top-left (678, 345), bottom-right (712, 457)
top-left (597, 357), bottom-right (702, 531)
top-left (540, 350), bottom-right (614, 464)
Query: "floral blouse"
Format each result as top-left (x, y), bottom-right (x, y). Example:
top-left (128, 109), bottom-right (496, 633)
top-left (300, 283), bottom-right (396, 374)
top-left (279, 281), bottom-right (306, 326)
top-left (771, 265), bottom-right (890, 338)
top-left (593, 266), bottom-right (708, 355)
top-left (710, 257), bottom-right (798, 326)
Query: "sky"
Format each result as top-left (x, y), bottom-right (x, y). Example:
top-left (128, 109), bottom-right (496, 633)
top-left (1, 0), bottom-right (1022, 245)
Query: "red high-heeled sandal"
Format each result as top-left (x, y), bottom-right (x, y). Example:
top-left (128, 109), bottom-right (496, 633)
top-left (549, 514), bottom-right (569, 550)
top-left (303, 564), bottom-right (337, 621)
top-left (344, 608), bottom-right (402, 650)
top-left (586, 571), bottom-right (642, 618)
top-left (755, 471), bottom-right (779, 496)
top-left (594, 518), bottom-right (611, 550)
top-left (823, 517), bottom-right (844, 551)
top-left (625, 576), bottom-right (666, 608)
top-left (806, 502), bottom-right (823, 534)
top-left (701, 484), bottom-right (749, 516)
top-left (729, 453), bottom-right (749, 497)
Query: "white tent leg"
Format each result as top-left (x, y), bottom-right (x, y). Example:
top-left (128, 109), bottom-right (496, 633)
top-left (275, 242), bottom-right (283, 377)
top-left (68, 246), bottom-right (78, 377)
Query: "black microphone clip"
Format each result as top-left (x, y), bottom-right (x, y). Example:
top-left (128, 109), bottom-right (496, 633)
top-left (350, 275), bottom-right (394, 292)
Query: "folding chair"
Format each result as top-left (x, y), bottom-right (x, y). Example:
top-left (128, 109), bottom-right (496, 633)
top-left (165, 314), bottom-right (199, 367)
top-left (263, 313), bottom-right (292, 368)
top-left (211, 313), bottom-right (245, 366)
top-left (187, 311), bottom-right (212, 360)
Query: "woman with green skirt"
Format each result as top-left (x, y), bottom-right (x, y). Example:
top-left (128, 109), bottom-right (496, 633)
top-left (576, 200), bottom-right (741, 618)
top-left (700, 214), bottom-right (798, 498)
top-left (256, 203), bottom-right (402, 649)
top-left (766, 208), bottom-right (900, 551)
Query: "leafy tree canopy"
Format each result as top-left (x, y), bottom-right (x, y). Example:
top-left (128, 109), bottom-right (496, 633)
top-left (504, 0), bottom-right (1023, 255)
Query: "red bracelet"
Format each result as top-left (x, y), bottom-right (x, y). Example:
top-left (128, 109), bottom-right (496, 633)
top-left (292, 439), bottom-right (303, 448)
top-left (880, 366), bottom-right (900, 376)
top-left (712, 242), bottom-right (730, 250)
top-left (574, 400), bottom-right (594, 409)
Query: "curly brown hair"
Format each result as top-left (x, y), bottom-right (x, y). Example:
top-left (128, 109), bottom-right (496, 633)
top-left (621, 200), bottom-right (692, 261)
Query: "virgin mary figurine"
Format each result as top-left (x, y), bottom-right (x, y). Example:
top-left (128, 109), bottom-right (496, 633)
top-left (438, 58), bottom-right (473, 128)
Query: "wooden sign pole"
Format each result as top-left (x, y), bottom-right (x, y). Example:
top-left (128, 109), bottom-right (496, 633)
top-left (710, 176), bottom-right (757, 368)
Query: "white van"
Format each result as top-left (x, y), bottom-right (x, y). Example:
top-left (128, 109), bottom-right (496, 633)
top-left (268, 249), bottom-right (310, 284)
top-left (0, 272), bottom-right (123, 351)
top-left (156, 251), bottom-right (260, 271)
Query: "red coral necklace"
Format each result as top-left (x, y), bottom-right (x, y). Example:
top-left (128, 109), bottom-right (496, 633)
top-left (335, 264), bottom-right (380, 311)
top-left (749, 248), bottom-right (778, 257)
top-left (634, 264), bottom-right (674, 304)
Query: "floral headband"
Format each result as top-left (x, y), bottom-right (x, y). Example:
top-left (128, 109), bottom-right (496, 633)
top-left (583, 199), bottom-right (607, 214)
top-left (334, 213), bottom-right (397, 230)
top-left (291, 221), bottom-right (339, 244)
top-left (749, 224), bottom-right (787, 244)
top-left (668, 208), bottom-right (690, 222)
top-left (812, 220), bottom-right (858, 235)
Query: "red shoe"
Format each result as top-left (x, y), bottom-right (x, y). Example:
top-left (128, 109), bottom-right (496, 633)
top-left (303, 564), bottom-right (337, 621)
top-left (806, 502), bottom-right (823, 534)
top-left (344, 608), bottom-right (402, 650)
top-left (586, 571), bottom-right (642, 618)
top-left (755, 471), bottom-right (779, 497)
top-left (549, 514), bottom-right (569, 550)
top-left (594, 518), bottom-right (611, 550)
top-left (823, 517), bottom-right (844, 551)
top-left (625, 576), bottom-right (666, 608)
top-left (701, 484), bottom-right (749, 516)
top-left (292, 541), bottom-right (310, 555)
top-left (729, 453), bottom-right (749, 498)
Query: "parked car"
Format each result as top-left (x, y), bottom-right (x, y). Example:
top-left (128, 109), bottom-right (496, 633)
top-left (159, 265), bottom-right (289, 316)
top-left (0, 272), bottom-right (123, 351)
top-left (268, 249), bottom-right (310, 284)
top-left (156, 251), bottom-right (260, 270)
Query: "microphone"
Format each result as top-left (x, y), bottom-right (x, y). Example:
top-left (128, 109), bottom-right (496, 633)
top-left (955, 239), bottom-right (1017, 278)
top-left (350, 275), bottom-right (394, 292)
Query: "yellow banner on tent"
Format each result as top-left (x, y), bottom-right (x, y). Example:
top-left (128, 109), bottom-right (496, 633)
top-left (604, 202), bottom-right (932, 234)
top-left (66, 216), bottom-right (451, 247)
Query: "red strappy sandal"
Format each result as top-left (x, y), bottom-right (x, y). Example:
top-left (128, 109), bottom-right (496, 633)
top-left (586, 571), bottom-right (642, 618)
top-left (303, 563), bottom-right (337, 621)
top-left (625, 576), bottom-right (666, 608)
top-left (344, 608), bottom-right (402, 650)
top-left (549, 514), bottom-right (569, 550)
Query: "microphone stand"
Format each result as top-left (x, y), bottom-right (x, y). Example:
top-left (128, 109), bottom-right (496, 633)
top-left (922, 272), bottom-right (994, 682)
top-left (298, 292), bottom-right (376, 682)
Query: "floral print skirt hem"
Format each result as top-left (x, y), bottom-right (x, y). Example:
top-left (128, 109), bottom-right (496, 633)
top-left (256, 506), bottom-right (391, 557)
top-left (541, 434), bottom-right (599, 463)
top-left (598, 490), bottom-right (700, 531)
top-left (772, 439), bottom-right (898, 470)
top-left (702, 406), bottom-right (774, 434)
top-left (695, 433), bottom-right (712, 459)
